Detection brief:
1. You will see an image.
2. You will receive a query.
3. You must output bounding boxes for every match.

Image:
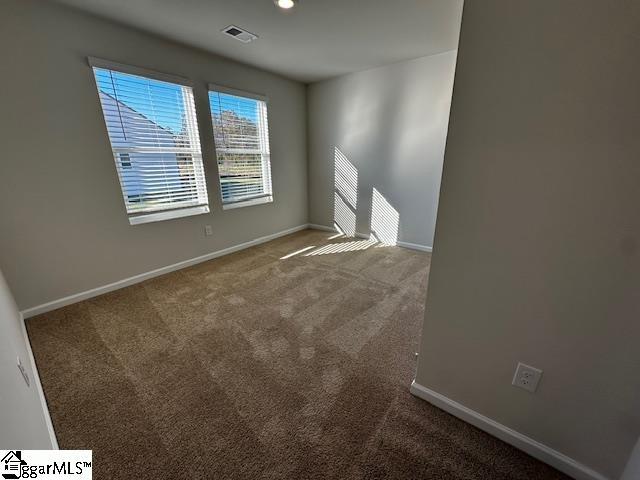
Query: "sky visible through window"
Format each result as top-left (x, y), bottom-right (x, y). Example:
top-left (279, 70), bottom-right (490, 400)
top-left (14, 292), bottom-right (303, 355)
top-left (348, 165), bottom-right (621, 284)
top-left (95, 70), bottom-right (257, 132)
top-left (209, 92), bottom-right (259, 123)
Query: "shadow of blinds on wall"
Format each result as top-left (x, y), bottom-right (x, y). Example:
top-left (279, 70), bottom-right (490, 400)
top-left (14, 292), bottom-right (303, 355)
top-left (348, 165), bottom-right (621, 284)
top-left (90, 58), bottom-right (209, 225)
top-left (208, 85), bottom-right (272, 208)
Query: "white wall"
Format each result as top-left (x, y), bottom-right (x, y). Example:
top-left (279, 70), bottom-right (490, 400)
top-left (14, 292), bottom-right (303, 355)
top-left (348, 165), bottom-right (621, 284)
top-left (0, 268), bottom-right (54, 449)
top-left (621, 437), bottom-right (640, 480)
top-left (414, 1), bottom-right (640, 479)
top-left (0, 0), bottom-right (307, 311)
top-left (307, 49), bottom-right (460, 248)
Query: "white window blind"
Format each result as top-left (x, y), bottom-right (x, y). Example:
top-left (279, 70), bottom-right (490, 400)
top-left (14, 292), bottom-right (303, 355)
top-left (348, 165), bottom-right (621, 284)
top-left (208, 86), bottom-right (272, 207)
top-left (91, 61), bottom-right (209, 224)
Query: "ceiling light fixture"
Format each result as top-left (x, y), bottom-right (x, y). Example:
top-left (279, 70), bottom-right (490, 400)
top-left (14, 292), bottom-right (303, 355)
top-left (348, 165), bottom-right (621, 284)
top-left (274, 0), bottom-right (296, 10)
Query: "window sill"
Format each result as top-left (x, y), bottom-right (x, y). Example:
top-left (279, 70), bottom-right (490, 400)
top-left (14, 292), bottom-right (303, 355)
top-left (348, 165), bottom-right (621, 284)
top-left (129, 205), bottom-right (209, 225)
top-left (222, 196), bottom-right (273, 210)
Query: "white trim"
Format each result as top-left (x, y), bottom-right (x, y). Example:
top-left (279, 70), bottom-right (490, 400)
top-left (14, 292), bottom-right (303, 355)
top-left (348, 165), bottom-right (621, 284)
top-left (21, 224), bottom-right (308, 319)
top-left (397, 241), bottom-right (433, 253)
top-left (308, 223), bottom-right (338, 232)
top-left (87, 57), bottom-right (193, 87)
top-left (307, 224), bottom-right (433, 252)
top-left (129, 205), bottom-right (209, 225)
top-left (222, 196), bottom-right (273, 210)
top-left (409, 380), bottom-right (609, 480)
top-left (307, 223), bottom-right (337, 232)
top-left (207, 83), bottom-right (268, 102)
top-left (20, 313), bottom-right (59, 449)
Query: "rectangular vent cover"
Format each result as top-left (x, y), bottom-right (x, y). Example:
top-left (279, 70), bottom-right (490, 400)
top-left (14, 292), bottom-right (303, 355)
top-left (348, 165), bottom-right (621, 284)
top-left (222, 25), bottom-right (258, 43)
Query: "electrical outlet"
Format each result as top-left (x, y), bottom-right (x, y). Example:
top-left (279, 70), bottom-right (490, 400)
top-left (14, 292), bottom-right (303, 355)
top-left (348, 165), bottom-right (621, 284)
top-left (204, 225), bottom-right (213, 236)
top-left (17, 356), bottom-right (30, 387)
top-left (512, 362), bottom-right (542, 393)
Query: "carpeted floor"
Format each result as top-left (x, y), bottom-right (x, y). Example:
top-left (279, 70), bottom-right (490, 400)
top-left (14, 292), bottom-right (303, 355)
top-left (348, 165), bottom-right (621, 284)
top-left (27, 229), bottom-right (569, 479)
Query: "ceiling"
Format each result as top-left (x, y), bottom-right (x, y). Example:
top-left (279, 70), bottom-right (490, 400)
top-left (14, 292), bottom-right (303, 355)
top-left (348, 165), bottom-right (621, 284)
top-left (52, 0), bottom-right (463, 83)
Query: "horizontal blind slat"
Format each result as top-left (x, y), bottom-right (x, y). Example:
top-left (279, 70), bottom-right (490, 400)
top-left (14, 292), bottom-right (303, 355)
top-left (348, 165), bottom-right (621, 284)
top-left (209, 89), bottom-right (272, 205)
top-left (94, 65), bottom-right (208, 216)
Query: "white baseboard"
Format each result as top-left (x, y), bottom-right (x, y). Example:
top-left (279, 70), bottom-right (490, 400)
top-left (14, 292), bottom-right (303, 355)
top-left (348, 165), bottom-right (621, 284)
top-left (21, 224), bottom-right (309, 319)
top-left (308, 223), bottom-right (337, 232)
top-left (20, 313), bottom-right (59, 449)
top-left (308, 224), bottom-right (433, 253)
top-left (410, 381), bottom-right (609, 480)
top-left (21, 222), bottom-right (431, 318)
top-left (397, 241), bottom-right (433, 253)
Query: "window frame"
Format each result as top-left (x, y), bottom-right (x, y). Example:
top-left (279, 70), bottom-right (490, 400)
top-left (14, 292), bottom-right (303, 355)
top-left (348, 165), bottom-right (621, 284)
top-left (207, 83), bottom-right (273, 210)
top-left (89, 57), bottom-right (210, 225)
top-left (89, 57), bottom-right (193, 90)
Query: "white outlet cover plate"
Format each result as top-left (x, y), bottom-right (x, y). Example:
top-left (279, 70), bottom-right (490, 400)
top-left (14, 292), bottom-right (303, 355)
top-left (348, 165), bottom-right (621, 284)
top-left (512, 362), bottom-right (542, 393)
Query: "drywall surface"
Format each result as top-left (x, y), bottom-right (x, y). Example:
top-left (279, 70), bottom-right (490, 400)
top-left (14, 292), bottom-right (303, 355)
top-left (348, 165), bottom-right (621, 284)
top-left (0, 0), bottom-right (307, 310)
top-left (414, 1), bottom-right (640, 479)
top-left (0, 269), bottom-right (53, 449)
top-left (307, 51), bottom-right (459, 248)
top-left (621, 437), bottom-right (640, 480)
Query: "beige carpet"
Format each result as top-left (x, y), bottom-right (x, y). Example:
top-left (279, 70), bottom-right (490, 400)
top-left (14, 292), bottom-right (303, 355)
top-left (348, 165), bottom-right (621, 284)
top-left (27, 229), bottom-right (569, 479)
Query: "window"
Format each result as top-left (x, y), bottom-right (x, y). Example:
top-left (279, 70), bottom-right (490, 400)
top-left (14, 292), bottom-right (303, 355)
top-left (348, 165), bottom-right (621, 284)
top-left (119, 153), bottom-right (132, 169)
top-left (208, 85), bottom-right (272, 209)
top-left (90, 58), bottom-right (209, 225)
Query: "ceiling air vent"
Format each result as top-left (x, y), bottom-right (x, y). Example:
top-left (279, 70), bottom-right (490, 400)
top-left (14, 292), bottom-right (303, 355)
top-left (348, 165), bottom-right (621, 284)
top-left (222, 25), bottom-right (258, 43)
